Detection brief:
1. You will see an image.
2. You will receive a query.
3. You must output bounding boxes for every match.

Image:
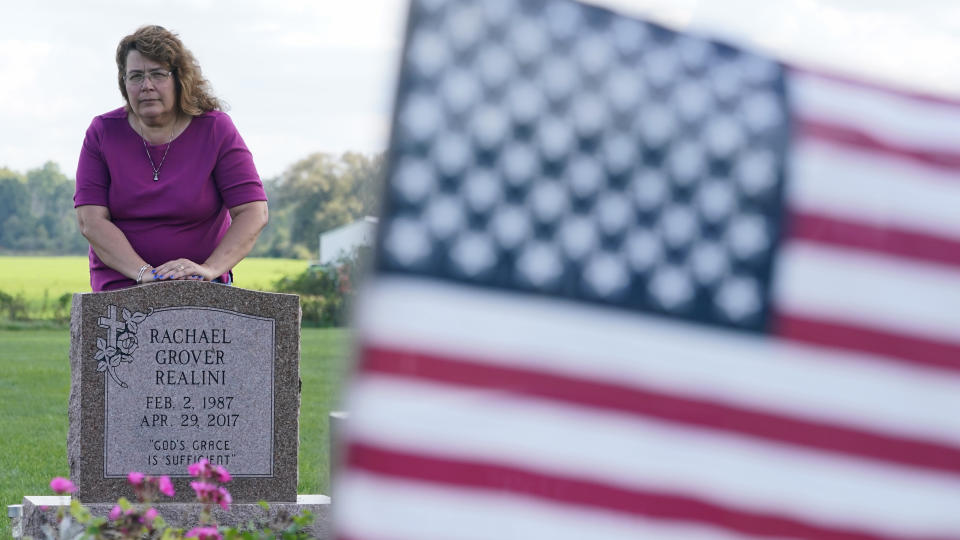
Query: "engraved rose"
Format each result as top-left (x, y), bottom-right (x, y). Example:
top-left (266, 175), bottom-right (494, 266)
top-left (94, 305), bottom-right (152, 388)
top-left (116, 331), bottom-right (138, 359)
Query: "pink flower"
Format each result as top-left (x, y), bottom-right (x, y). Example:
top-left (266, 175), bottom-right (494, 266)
top-left (215, 486), bottom-right (232, 510)
top-left (127, 472), bottom-right (145, 486)
top-left (187, 458), bottom-right (210, 478)
top-left (141, 507), bottom-right (158, 525)
top-left (213, 465), bottom-right (231, 483)
top-left (155, 475), bottom-right (175, 497)
top-left (108, 505), bottom-right (122, 520)
top-left (49, 477), bottom-right (76, 494)
top-left (190, 481), bottom-right (216, 499)
top-left (185, 526), bottom-right (222, 540)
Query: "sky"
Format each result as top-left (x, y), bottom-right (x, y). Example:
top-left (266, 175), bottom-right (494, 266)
top-left (2, 0), bottom-right (960, 180)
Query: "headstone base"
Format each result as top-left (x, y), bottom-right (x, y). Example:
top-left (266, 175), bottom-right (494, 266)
top-left (11, 494), bottom-right (331, 539)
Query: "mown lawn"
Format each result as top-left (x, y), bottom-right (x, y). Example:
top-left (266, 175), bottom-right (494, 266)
top-left (0, 256), bottom-right (309, 320)
top-left (0, 327), bottom-right (352, 538)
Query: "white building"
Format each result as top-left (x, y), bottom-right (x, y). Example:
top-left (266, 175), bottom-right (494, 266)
top-left (317, 216), bottom-right (378, 265)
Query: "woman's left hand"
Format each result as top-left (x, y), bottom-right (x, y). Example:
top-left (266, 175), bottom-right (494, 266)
top-left (152, 258), bottom-right (217, 281)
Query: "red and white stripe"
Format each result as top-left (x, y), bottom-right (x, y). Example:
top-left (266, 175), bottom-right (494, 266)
top-left (779, 69), bottom-right (960, 373)
top-left (335, 71), bottom-right (960, 539)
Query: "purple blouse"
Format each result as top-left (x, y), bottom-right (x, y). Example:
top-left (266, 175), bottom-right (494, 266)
top-left (74, 107), bottom-right (267, 291)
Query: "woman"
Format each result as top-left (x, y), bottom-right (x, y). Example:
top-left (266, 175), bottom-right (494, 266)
top-left (74, 25), bottom-right (268, 291)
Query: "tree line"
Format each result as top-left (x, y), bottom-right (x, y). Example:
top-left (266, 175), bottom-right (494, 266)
top-left (0, 152), bottom-right (384, 259)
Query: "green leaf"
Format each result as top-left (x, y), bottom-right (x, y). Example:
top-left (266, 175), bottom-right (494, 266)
top-left (117, 496), bottom-right (132, 511)
top-left (69, 498), bottom-right (91, 522)
top-left (257, 500), bottom-right (270, 510)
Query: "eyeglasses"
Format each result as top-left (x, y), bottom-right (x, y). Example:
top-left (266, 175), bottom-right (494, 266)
top-left (124, 70), bottom-right (173, 86)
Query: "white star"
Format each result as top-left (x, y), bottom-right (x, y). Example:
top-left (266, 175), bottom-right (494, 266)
top-left (426, 195), bottom-right (465, 240)
top-left (477, 44), bottom-right (515, 90)
top-left (537, 117), bottom-right (575, 162)
top-left (710, 62), bottom-right (743, 103)
top-left (560, 215), bottom-right (598, 260)
top-left (517, 241), bottom-right (564, 288)
top-left (606, 68), bottom-right (646, 114)
top-left (432, 133), bottom-right (471, 177)
top-left (385, 217), bottom-right (431, 267)
top-left (407, 30), bottom-right (449, 79)
top-left (690, 241), bottom-right (729, 285)
top-left (501, 143), bottom-right (538, 189)
top-left (726, 214), bottom-right (770, 261)
top-left (584, 252), bottom-right (630, 298)
top-left (545, 1), bottom-right (581, 42)
top-left (631, 169), bottom-right (669, 212)
top-left (464, 168), bottom-right (501, 214)
top-left (736, 149), bottom-right (777, 199)
top-left (529, 181), bottom-right (569, 225)
top-left (704, 114), bottom-right (745, 159)
top-left (644, 47), bottom-right (681, 89)
top-left (492, 205), bottom-right (532, 250)
top-left (445, 2), bottom-right (484, 53)
top-left (572, 93), bottom-right (607, 139)
top-left (638, 106), bottom-right (676, 148)
top-left (697, 178), bottom-right (737, 224)
top-left (400, 93), bottom-right (442, 143)
top-left (567, 155), bottom-right (604, 200)
top-left (612, 17), bottom-right (649, 57)
top-left (649, 265), bottom-right (694, 310)
top-left (716, 275), bottom-right (762, 322)
top-left (660, 204), bottom-right (699, 250)
top-left (595, 192), bottom-right (633, 236)
top-left (509, 81), bottom-right (546, 125)
top-left (626, 229), bottom-right (663, 272)
top-left (576, 34), bottom-right (614, 78)
top-left (602, 132), bottom-right (637, 176)
top-left (393, 157), bottom-right (435, 204)
top-left (441, 69), bottom-right (480, 115)
top-left (741, 90), bottom-right (783, 134)
top-left (471, 104), bottom-right (510, 151)
top-left (739, 54), bottom-right (779, 85)
top-left (482, 0), bottom-right (515, 30)
top-left (667, 140), bottom-right (706, 187)
top-left (674, 80), bottom-right (711, 124)
top-left (452, 231), bottom-right (497, 277)
top-left (678, 36), bottom-right (713, 71)
top-left (510, 18), bottom-right (549, 66)
top-left (541, 56), bottom-right (578, 104)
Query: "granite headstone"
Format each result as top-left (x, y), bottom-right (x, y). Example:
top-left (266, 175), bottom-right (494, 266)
top-left (68, 281), bottom-right (301, 503)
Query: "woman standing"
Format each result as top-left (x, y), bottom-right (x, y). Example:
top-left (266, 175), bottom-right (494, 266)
top-left (75, 25), bottom-right (268, 291)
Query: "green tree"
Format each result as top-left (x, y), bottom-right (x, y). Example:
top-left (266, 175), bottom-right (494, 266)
top-left (256, 152), bottom-right (384, 259)
top-left (0, 162), bottom-right (85, 254)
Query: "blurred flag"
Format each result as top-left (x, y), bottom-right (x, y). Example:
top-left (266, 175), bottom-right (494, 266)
top-left (335, 0), bottom-right (960, 538)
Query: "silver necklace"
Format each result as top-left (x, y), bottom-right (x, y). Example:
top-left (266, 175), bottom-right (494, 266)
top-left (137, 118), bottom-right (175, 182)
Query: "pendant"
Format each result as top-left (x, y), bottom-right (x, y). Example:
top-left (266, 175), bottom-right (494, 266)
top-left (153, 172), bottom-right (159, 182)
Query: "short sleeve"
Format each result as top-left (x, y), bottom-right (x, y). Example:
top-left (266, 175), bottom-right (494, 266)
top-left (211, 113), bottom-right (267, 208)
top-left (74, 118), bottom-right (111, 207)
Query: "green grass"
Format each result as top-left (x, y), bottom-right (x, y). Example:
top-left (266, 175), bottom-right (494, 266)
top-left (0, 327), bottom-right (351, 538)
top-left (0, 256), bottom-right (308, 320)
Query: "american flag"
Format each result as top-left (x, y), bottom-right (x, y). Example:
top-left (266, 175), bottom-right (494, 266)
top-left (334, 0), bottom-right (960, 538)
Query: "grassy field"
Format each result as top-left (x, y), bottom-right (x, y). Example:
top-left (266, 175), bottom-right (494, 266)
top-left (0, 327), bottom-right (353, 538)
top-left (0, 256), bottom-right (309, 320)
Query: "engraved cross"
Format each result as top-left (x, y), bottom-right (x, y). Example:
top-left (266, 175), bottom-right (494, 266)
top-left (97, 305), bottom-right (125, 349)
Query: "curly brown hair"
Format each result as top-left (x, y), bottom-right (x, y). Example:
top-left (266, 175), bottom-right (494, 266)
top-left (116, 25), bottom-right (224, 116)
